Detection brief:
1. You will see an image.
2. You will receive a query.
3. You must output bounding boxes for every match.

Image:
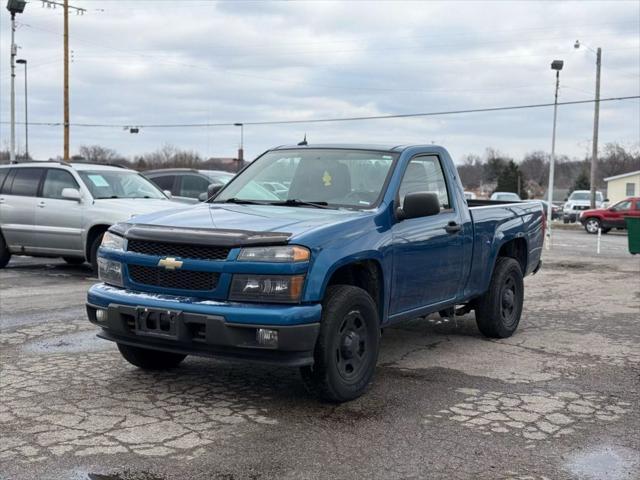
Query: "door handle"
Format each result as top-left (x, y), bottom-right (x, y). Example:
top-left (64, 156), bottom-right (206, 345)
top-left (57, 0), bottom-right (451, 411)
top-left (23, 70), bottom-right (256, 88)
top-left (445, 221), bottom-right (462, 234)
top-left (38, 201), bottom-right (46, 208)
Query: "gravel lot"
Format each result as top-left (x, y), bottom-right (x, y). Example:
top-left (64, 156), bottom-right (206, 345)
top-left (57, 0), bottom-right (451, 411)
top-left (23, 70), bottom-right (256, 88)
top-left (1, 229), bottom-right (638, 480)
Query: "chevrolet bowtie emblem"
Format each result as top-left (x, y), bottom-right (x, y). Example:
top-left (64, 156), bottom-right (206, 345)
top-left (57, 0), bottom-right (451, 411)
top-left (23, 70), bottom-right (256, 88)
top-left (157, 257), bottom-right (183, 270)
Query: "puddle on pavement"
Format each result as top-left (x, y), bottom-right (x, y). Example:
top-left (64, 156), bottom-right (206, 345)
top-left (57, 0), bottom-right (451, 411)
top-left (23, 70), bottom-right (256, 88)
top-left (22, 330), bottom-right (112, 354)
top-left (566, 445), bottom-right (639, 480)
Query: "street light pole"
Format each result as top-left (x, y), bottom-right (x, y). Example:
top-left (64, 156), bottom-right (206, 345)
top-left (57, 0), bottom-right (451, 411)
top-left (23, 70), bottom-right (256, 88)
top-left (17, 59), bottom-right (28, 159)
top-left (6, 1), bottom-right (26, 162)
top-left (547, 60), bottom-right (564, 243)
top-left (575, 40), bottom-right (602, 209)
top-left (9, 12), bottom-right (16, 162)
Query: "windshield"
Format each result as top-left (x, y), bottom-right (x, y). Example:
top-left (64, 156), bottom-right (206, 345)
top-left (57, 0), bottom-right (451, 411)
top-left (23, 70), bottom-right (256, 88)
top-left (79, 171), bottom-right (167, 199)
top-left (569, 191), bottom-right (603, 202)
top-left (215, 149), bottom-right (398, 208)
top-left (206, 172), bottom-right (234, 185)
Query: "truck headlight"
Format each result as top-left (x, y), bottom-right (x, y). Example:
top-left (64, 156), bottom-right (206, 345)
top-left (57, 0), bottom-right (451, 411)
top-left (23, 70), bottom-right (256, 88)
top-left (237, 245), bottom-right (310, 262)
top-left (98, 257), bottom-right (124, 287)
top-left (229, 274), bottom-right (305, 303)
top-left (101, 231), bottom-right (124, 251)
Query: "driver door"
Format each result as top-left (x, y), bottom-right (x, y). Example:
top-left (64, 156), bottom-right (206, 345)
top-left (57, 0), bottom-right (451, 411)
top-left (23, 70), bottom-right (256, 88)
top-left (390, 155), bottom-right (464, 315)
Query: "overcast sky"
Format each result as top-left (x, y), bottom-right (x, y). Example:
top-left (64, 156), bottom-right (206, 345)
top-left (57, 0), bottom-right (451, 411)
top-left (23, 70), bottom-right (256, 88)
top-left (1, 0), bottom-right (638, 163)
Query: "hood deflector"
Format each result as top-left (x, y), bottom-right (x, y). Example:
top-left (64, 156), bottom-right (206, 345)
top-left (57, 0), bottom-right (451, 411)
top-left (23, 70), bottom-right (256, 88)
top-left (110, 224), bottom-right (292, 248)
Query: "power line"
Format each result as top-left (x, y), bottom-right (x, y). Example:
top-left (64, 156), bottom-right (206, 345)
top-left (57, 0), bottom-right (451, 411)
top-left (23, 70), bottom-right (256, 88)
top-left (2, 95), bottom-right (637, 129)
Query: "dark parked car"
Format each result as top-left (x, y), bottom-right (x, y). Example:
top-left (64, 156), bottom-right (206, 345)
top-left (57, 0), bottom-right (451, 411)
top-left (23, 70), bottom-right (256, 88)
top-left (535, 200), bottom-right (561, 220)
top-left (144, 169), bottom-right (234, 204)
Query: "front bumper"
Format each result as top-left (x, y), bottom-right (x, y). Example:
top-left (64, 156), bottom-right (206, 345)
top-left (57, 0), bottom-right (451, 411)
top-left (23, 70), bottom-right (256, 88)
top-left (87, 283), bottom-right (321, 366)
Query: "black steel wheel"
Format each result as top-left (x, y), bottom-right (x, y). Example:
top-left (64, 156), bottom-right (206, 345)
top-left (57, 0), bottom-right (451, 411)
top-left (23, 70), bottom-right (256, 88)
top-left (475, 257), bottom-right (524, 338)
top-left (301, 285), bottom-right (380, 402)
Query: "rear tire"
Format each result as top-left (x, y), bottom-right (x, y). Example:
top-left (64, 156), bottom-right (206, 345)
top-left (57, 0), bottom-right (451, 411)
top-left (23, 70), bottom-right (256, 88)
top-left (63, 257), bottom-right (85, 265)
top-left (300, 285), bottom-right (380, 402)
top-left (117, 344), bottom-right (186, 370)
top-left (89, 232), bottom-right (105, 275)
top-left (475, 257), bottom-right (524, 339)
top-left (0, 233), bottom-right (10, 269)
top-left (584, 217), bottom-right (601, 234)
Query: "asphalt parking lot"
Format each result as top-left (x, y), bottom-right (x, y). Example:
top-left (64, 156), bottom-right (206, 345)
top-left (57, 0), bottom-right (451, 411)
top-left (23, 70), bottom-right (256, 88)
top-left (1, 228), bottom-right (638, 480)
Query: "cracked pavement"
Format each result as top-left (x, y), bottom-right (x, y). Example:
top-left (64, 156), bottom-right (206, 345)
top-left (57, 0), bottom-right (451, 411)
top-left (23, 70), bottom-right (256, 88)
top-left (0, 229), bottom-right (638, 480)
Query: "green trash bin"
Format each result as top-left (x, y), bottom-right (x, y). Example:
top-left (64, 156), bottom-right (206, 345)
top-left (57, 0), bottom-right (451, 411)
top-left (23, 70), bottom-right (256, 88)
top-left (625, 217), bottom-right (640, 255)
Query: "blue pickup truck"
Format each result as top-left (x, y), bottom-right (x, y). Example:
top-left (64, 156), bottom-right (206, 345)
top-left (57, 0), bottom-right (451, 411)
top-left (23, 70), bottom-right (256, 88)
top-left (87, 144), bottom-right (544, 402)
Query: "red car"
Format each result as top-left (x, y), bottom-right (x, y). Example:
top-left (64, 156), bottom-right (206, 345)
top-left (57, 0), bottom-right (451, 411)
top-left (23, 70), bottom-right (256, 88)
top-left (579, 197), bottom-right (640, 234)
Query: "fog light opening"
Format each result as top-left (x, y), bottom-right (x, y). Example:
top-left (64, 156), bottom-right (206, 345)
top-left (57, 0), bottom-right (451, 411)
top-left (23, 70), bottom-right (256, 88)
top-left (257, 328), bottom-right (278, 347)
top-left (95, 308), bottom-right (108, 323)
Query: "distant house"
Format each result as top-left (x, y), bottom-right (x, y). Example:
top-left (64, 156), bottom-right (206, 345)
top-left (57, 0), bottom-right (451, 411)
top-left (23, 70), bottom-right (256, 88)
top-left (604, 170), bottom-right (640, 204)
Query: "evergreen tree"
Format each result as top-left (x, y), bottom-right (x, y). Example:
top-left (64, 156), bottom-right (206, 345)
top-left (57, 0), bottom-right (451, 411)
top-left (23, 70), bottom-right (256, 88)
top-left (571, 169), bottom-right (590, 192)
top-left (495, 160), bottom-right (528, 199)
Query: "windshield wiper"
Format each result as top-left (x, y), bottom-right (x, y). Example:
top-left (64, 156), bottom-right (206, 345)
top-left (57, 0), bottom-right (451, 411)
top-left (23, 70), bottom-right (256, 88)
top-left (269, 199), bottom-right (331, 209)
top-left (220, 198), bottom-right (263, 205)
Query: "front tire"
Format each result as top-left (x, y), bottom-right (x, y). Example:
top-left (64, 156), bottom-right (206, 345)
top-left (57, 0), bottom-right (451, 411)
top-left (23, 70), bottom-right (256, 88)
top-left (300, 285), bottom-right (380, 402)
top-left (89, 232), bottom-right (105, 274)
top-left (117, 344), bottom-right (186, 370)
top-left (475, 257), bottom-right (524, 338)
top-left (0, 233), bottom-right (11, 269)
top-left (584, 217), bottom-right (601, 234)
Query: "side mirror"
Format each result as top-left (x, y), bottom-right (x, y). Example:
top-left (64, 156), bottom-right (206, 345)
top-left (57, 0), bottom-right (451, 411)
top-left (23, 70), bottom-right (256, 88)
top-left (163, 190), bottom-right (173, 199)
top-left (61, 188), bottom-right (81, 202)
top-left (397, 192), bottom-right (441, 220)
top-left (205, 183), bottom-right (222, 202)
top-left (198, 192), bottom-right (208, 202)
top-left (564, 197), bottom-right (569, 201)
top-left (604, 198), bottom-right (609, 203)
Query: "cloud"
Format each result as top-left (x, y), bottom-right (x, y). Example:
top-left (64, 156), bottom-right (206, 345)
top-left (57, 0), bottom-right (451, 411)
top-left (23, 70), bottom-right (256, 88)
top-left (0, 0), bottom-right (638, 162)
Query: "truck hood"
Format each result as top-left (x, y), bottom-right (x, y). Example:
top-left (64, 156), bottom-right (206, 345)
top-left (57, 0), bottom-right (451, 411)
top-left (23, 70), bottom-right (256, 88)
top-left (128, 203), bottom-right (373, 240)
top-left (95, 198), bottom-right (183, 218)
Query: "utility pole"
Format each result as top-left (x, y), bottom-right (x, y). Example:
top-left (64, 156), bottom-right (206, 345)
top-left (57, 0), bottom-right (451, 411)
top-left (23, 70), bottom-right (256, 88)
top-left (547, 60), bottom-right (564, 243)
top-left (590, 48), bottom-right (602, 209)
top-left (574, 40), bottom-right (602, 209)
top-left (42, 0), bottom-right (85, 161)
top-left (63, 0), bottom-right (69, 160)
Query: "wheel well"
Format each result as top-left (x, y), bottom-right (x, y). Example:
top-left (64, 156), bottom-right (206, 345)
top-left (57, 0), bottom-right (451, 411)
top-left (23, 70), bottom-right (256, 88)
top-left (327, 260), bottom-right (384, 320)
top-left (498, 238), bottom-right (527, 273)
top-left (85, 224), bottom-right (110, 259)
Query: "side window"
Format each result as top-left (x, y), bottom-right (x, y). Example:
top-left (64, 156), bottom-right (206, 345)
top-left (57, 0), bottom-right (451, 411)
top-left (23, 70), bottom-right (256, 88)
top-left (42, 169), bottom-right (79, 199)
top-left (8, 168), bottom-right (45, 197)
top-left (151, 175), bottom-right (176, 193)
top-left (179, 175), bottom-right (210, 199)
top-left (614, 200), bottom-right (632, 211)
top-left (398, 156), bottom-right (450, 210)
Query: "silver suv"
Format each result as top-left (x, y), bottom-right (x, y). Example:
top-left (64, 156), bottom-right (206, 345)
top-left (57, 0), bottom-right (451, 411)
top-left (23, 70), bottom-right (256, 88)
top-left (0, 161), bottom-right (182, 271)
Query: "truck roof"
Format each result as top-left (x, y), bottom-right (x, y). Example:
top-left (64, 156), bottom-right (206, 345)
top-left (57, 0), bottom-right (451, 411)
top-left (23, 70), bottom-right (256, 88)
top-left (271, 143), bottom-right (438, 153)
